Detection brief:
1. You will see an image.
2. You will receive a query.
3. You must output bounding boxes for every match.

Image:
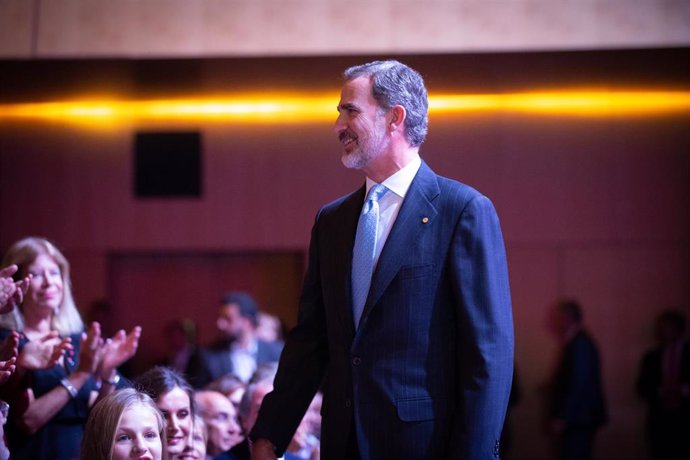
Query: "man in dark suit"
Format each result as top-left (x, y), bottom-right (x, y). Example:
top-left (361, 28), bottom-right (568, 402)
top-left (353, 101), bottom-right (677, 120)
top-left (637, 309), bottom-right (690, 460)
top-left (250, 60), bottom-right (514, 460)
top-left (547, 300), bottom-right (607, 460)
top-left (186, 292), bottom-right (283, 388)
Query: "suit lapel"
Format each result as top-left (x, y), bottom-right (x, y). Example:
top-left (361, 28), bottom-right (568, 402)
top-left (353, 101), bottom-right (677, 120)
top-left (335, 185), bottom-right (366, 338)
top-left (359, 162), bottom-right (440, 328)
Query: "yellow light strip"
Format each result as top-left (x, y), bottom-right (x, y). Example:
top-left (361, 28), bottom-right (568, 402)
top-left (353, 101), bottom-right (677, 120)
top-left (430, 91), bottom-right (690, 116)
top-left (1, 91), bottom-right (689, 125)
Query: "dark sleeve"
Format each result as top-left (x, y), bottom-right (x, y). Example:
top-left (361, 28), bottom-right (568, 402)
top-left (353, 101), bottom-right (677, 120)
top-left (447, 195), bottom-right (515, 459)
top-left (249, 213), bottom-right (330, 456)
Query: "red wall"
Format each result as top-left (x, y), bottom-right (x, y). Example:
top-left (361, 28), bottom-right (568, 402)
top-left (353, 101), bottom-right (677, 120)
top-left (1, 50), bottom-right (689, 459)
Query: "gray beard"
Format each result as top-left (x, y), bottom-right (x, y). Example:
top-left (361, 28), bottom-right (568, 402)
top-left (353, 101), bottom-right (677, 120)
top-left (341, 149), bottom-right (369, 169)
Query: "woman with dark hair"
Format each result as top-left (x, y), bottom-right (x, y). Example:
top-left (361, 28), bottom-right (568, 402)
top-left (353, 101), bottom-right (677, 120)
top-left (135, 366), bottom-right (196, 457)
top-left (81, 388), bottom-right (167, 460)
top-left (0, 237), bottom-right (141, 460)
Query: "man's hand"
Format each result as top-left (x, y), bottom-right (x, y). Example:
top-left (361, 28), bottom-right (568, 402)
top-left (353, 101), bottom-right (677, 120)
top-left (251, 438), bottom-right (278, 460)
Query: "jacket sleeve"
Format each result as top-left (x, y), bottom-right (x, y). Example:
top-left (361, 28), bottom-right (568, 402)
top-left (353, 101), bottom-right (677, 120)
top-left (447, 194), bottom-right (514, 459)
top-left (249, 212), bottom-right (330, 456)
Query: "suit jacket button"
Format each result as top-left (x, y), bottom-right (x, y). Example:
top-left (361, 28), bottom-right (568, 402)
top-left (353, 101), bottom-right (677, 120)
top-left (345, 399), bottom-right (352, 408)
top-left (352, 357), bottom-right (361, 366)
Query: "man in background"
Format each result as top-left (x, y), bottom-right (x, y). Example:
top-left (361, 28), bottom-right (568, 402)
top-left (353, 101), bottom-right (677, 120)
top-left (637, 309), bottom-right (690, 460)
top-left (196, 390), bottom-right (245, 460)
top-left (187, 292), bottom-right (283, 388)
top-left (547, 299), bottom-right (607, 460)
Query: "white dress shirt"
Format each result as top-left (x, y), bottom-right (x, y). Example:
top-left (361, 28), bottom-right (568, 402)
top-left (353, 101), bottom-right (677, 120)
top-left (363, 154), bottom-right (422, 270)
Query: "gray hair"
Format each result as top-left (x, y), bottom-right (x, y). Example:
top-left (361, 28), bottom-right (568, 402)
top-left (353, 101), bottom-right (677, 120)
top-left (343, 60), bottom-right (428, 147)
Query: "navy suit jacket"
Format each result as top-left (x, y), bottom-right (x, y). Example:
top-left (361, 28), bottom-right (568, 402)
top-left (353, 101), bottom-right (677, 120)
top-left (251, 162), bottom-right (514, 459)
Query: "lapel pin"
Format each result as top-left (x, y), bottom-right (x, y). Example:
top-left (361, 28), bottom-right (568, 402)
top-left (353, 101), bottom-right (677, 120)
top-left (422, 217), bottom-right (429, 224)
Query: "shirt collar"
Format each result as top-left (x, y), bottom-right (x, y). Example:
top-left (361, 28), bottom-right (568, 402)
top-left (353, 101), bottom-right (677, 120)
top-left (365, 154), bottom-right (422, 199)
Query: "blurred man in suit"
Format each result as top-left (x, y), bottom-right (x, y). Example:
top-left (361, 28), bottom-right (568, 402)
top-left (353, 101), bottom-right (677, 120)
top-left (637, 309), bottom-right (690, 460)
top-left (187, 292), bottom-right (283, 388)
top-left (547, 300), bottom-right (607, 460)
top-left (250, 60), bottom-right (514, 459)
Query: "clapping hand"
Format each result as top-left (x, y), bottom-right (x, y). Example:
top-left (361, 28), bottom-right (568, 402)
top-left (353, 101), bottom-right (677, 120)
top-left (0, 331), bottom-right (19, 362)
top-left (0, 332), bottom-right (19, 384)
top-left (0, 356), bottom-right (16, 383)
top-left (0, 265), bottom-right (30, 314)
top-left (99, 326), bottom-right (141, 380)
top-left (18, 332), bottom-right (73, 370)
top-left (77, 322), bottom-right (104, 375)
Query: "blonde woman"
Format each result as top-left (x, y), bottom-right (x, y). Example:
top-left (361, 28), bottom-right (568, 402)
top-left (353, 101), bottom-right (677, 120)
top-left (82, 388), bottom-right (167, 460)
top-left (0, 237), bottom-right (141, 460)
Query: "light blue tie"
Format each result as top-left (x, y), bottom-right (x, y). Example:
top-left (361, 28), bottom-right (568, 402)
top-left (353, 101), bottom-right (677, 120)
top-left (352, 184), bottom-right (388, 328)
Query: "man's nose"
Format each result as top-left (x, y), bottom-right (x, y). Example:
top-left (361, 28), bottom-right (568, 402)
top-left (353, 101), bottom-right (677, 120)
top-left (333, 113), bottom-right (346, 134)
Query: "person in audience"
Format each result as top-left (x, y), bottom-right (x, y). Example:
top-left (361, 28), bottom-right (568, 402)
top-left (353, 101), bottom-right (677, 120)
top-left (186, 292), bottom-right (282, 387)
top-left (301, 392), bottom-right (322, 445)
top-left (0, 237), bottom-right (140, 460)
top-left (172, 414), bottom-right (207, 460)
top-left (546, 299), bottom-right (607, 460)
top-left (225, 365), bottom-right (276, 460)
top-left (135, 366), bottom-right (196, 458)
top-left (239, 366), bottom-right (321, 460)
top-left (81, 387), bottom-right (167, 460)
top-left (195, 390), bottom-right (244, 459)
top-left (283, 393), bottom-right (322, 460)
top-left (255, 312), bottom-right (284, 345)
top-left (187, 292), bottom-right (282, 388)
top-left (637, 309), bottom-right (690, 460)
top-left (205, 373), bottom-right (246, 409)
top-left (157, 318), bottom-right (198, 375)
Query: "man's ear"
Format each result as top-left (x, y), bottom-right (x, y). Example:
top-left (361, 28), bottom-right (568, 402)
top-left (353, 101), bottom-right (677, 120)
top-left (389, 105), bottom-right (407, 132)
